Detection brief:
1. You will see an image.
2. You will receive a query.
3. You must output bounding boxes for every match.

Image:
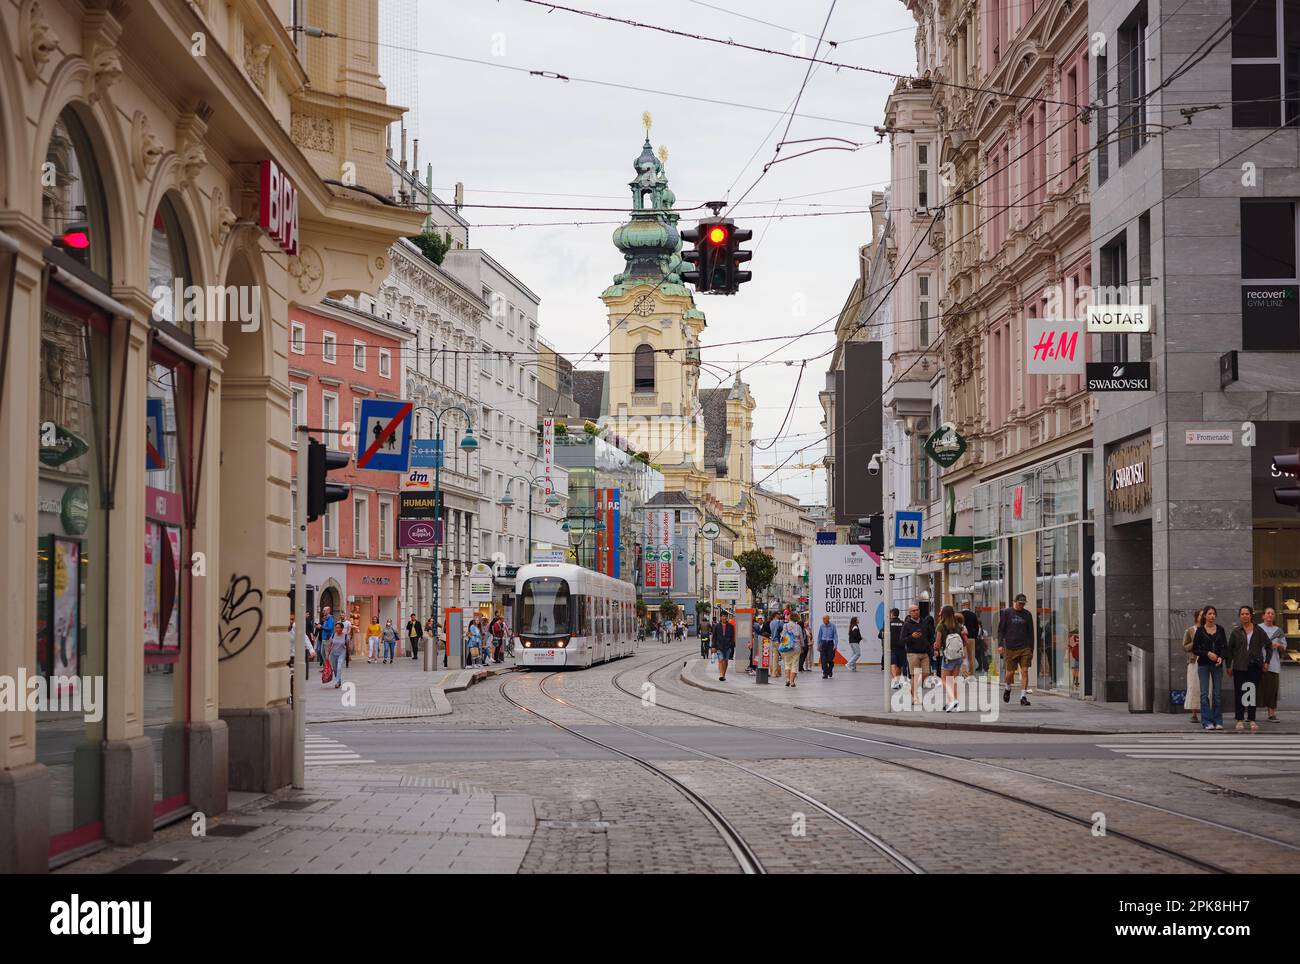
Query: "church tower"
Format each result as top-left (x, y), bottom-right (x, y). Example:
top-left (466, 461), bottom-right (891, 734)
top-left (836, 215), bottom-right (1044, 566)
top-left (601, 120), bottom-right (708, 482)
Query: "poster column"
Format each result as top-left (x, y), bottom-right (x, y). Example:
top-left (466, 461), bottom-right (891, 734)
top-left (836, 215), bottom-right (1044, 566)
top-left (810, 545), bottom-right (884, 665)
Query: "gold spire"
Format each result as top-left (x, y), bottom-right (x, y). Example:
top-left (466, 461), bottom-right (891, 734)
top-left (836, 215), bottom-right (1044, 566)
top-left (642, 110), bottom-right (653, 136)
top-left (657, 144), bottom-right (669, 166)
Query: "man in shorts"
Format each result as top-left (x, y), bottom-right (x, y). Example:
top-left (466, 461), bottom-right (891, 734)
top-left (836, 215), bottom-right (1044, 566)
top-left (901, 604), bottom-right (933, 705)
top-left (998, 593), bottom-right (1035, 706)
top-left (711, 610), bottom-right (736, 681)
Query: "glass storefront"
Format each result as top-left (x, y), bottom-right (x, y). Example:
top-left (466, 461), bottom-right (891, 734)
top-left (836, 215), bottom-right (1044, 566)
top-left (1251, 422), bottom-right (1300, 705)
top-left (974, 450), bottom-right (1094, 697)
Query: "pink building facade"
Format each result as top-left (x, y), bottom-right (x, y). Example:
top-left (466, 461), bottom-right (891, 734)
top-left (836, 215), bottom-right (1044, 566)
top-left (288, 298), bottom-right (412, 643)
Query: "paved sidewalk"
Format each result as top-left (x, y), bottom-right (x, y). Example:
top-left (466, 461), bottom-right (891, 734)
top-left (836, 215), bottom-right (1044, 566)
top-left (59, 773), bottom-right (534, 874)
top-left (302, 652), bottom-right (516, 724)
top-left (682, 658), bottom-right (1300, 734)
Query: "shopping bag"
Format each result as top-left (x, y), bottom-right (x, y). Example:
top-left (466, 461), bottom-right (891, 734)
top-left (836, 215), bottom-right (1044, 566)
top-left (320, 656), bottom-right (333, 684)
top-left (468, 646), bottom-right (480, 661)
top-left (708, 650), bottom-right (719, 666)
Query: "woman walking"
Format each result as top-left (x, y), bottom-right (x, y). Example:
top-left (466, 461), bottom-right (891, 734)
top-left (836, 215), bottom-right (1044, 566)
top-left (1260, 607), bottom-right (1285, 722)
top-left (779, 617), bottom-right (803, 687)
top-left (936, 605), bottom-right (969, 713)
top-left (381, 618), bottom-right (398, 664)
top-left (1192, 606), bottom-right (1228, 731)
top-left (1227, 606), bottom-right (1269, 732)
top-left (326, 614), bottom-right (347, 689)
top-left (847, 617), bottom-right (863, 672)
top-left (367, 616), bottom-right (382, 664)
top-left (1182, 608), bottom-right (1204, 724)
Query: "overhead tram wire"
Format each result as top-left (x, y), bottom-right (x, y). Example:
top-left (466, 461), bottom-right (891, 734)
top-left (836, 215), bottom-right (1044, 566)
top-left (753, 118), bottom-right (1294, 488)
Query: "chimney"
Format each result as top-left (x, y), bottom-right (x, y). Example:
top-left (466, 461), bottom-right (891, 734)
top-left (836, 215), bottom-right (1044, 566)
top-left (412, 138), bottom-right (419, 179)
top-left (400, 122), bottom-right (407, 170)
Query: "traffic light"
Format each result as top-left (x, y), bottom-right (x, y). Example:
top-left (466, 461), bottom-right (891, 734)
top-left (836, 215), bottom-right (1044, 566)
top-left (307, 438), bottom-right (350, 523)
top-left (867, 513), bottom-right (884, 555)
top-left (681, 218), bottom-right (752, 294)
top-left (1275, 451), bottom-right (1300, 512)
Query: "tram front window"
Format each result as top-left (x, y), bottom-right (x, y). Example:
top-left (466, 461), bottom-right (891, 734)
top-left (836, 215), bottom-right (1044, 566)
top-left (521, 577), bottom-right (571, 637)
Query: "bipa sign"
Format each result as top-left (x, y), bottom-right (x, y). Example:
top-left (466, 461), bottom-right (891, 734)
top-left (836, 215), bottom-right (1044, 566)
top-left (258, 159), bottom-right (300, 255)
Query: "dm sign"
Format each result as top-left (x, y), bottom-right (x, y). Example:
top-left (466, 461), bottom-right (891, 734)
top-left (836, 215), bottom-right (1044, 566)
top-left (923, 423), bottom-right (967, 468)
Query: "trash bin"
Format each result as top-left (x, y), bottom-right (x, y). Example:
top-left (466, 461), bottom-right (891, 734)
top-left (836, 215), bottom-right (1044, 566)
top-left (1127, 644), bottom-right (1152, 713)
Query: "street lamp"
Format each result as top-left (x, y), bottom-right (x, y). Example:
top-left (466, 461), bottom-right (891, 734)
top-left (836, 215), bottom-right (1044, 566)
top-left (413, 404), bottom-right (476, 672)
top-left (498, 473), bottom-right (560, 564)
top-left (564, 511), bottom-right (605, 570)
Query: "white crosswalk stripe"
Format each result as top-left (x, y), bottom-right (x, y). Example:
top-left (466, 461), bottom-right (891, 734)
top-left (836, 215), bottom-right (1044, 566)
top-left (305, 731), bottom-right (374, 766)
top-left (1099, 734), bottom-right (1300, 761)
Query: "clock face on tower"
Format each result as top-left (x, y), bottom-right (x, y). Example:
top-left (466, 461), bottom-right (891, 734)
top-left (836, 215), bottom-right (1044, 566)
top-left (632, 294), bottom-right (655, 317)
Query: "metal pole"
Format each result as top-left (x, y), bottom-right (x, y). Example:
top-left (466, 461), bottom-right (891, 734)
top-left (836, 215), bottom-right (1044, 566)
top-left (881, 512), bottom-right (892, 715)
top-left (427, 411), bottom-right (441, 672)
top-left (526, 478), bottom-right (533, 563)
top-left (292, 425), bottom-right (308, 788)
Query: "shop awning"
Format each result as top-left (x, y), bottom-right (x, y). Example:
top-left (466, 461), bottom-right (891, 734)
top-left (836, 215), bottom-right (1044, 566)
top-left (923, 535), bottom-right (974, 563)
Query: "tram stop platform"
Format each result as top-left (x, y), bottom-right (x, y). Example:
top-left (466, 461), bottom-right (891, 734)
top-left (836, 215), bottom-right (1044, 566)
top-left (680, 657), bottom-right (1300, 735)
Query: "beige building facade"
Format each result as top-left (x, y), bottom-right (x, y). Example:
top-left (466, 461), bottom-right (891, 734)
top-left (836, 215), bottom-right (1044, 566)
top-left (0, 0), bottom-right (422, 870)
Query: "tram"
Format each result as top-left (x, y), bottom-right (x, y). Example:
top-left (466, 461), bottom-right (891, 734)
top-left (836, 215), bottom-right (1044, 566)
top-left (513, 563), bottom-right (638, 668)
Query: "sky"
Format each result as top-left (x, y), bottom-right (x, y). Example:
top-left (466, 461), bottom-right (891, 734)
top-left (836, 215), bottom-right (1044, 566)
top-left (378, 0), bottom-right (918, 503)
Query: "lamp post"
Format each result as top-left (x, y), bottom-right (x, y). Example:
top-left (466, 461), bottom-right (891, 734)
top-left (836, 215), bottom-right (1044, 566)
top-left (498, 473), bottom-right (561, 564)
top-left (413, 404), bottom-right (477, 672)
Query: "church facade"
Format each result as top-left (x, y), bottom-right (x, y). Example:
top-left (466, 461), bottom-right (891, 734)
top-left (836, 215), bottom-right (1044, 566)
top-left (583, 132), bottom-right (759, 554)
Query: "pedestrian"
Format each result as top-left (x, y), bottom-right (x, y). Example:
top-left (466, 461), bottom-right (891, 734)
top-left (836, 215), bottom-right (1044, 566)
top-left (304, 610), bottom-right (317, 678)
top-left (327, 612), bottom-right (346, 689)
top-left (924, 608), bottom-right (938, 682)
top-left (998, 593), bottom-right (1035, 706)
top-left (699, 617), bottom-right (711, 659)
top-left (936, 605), bottom-right (969, 713)
top-left (489, 612), bottom-right (506, 663)
top-left (345, 610), bottom-right (357, 668)
top-left (816, 615), bottom-right (838, 679)
top-left (406, 612), bottom-right (422, 661)
top-left (1261, 606), bottom-right (1285, 722)
top-left (779, 614), bottom-right (802, 687)
top-left (846, 616), bottom-right (863, 672)
top-left (1192, 606), bottom-right (1227, 731)
top-left (882, 608), bottom-right (907, 689)
top-left (1182, 608), bottom-right (1204, 724)
top-left (960, 602), bottom-right (981, 677)
top-left (713, 611), bottom-right (736, 681)
top-left (798, 615), bottom-right (812, 673)
top-left (1227, 605), bottom-right (1269, 733)
top-left (467, 616), bottom-right (485, 666)
top-left (381, 618), bottom-right (398, 664)
top-left (318, 606), bottom-right (334, 673)
top-left (367, 616), bottom-right (382, 664)
top-left (901, 604), bottom-right (931, 706)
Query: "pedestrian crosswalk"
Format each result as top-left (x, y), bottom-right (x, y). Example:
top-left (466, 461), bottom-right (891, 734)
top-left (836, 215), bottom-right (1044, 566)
top-left (305, 731), bottom-right (374, 767)
top-left (1099, 734), bottom-right (1300, 761)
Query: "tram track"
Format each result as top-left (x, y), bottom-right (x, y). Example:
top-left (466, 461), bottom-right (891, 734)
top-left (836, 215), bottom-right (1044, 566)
top-left (612, 652), bottom-right (1300, 874)
top-left (509, 662), bottom-right (925, 874)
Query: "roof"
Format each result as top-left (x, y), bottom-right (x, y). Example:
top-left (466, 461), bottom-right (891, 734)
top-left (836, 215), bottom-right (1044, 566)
top-left (645, 491), bottom-right (696, 507)
top-left (572, 370), bottom-right (606, 421)
top-left (699, 388), bottom-right (730, 469)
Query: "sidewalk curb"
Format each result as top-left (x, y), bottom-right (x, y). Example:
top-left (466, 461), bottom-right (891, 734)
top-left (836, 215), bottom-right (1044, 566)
top-left (306, 664), bottom-right (516, 724)
top-left (675, 661), bottom-right (1198, 737)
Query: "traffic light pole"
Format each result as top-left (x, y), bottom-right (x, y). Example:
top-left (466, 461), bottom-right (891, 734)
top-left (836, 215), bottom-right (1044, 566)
top-left (293, 425), bottom-right (308, 788)
top-left (880, 526), bottom-right (892, 717)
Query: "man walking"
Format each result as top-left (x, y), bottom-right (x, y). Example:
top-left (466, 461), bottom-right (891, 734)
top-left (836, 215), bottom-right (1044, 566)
top-left (816, 615), bottom-right (839, 679)
top-left (882, 608), bottom-right (906, 689)
top-left (902, 604), bottom-right (933, 705)
top-left (960, 602), bottom-right (982, 676)
top-left (712, 610), bottom-right (735, 681)
top-left (406, 612), bottom-right (423, 661)
top-left (998, 593), bottom-right (1035, 706)
top-left (317, 606), bottom-right (334, 674)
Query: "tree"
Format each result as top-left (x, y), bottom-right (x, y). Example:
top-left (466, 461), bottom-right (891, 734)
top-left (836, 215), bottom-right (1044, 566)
top-left (635, 598), bottom-right (647, 620)
top-left (735, 549), bottom-right (777, 604)
top-left (408, 230), bottom-right (450, 265)
top-left (696, 600), bottom-right (711, 615)
top-left (659, 598), bottom-right (680, 623)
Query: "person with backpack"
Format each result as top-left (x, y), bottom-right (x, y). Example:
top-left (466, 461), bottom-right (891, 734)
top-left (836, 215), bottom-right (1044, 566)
top-left (1227, 605), bottom-right (1269, 733)
top-left (847, 616), bottom-right (863, 672)
top-left (779, 614), bottom-right (803, 687)
top-left (998, 594), bottom-right (1035, 706)
top-left (406, 612), bottom-right (422, 661)
top-left (936, 605), bottom-right (969, 713)
top-left (1192, 606), bottom-right (1228, 731)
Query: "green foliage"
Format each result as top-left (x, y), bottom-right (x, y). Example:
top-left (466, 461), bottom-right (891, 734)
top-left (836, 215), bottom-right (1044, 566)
top-left (555, 421), bottom-right (568, 436)
top-left (696, 600), bottom-right (712, 614)
top-left (659, 598), bottom-right (680, 622)
top-left (407, 231), bottom-right (450, 265)
top-left (633, 451), bottom-right (650, 464)
top-left (735, 549), bottom-right (777, 602)
top-left (583, 419), bottom-right (599, 435)
top-left (635, 598), bottom-right (648, 619)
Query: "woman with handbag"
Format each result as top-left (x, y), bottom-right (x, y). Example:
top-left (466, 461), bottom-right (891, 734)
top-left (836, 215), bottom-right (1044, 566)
top-left (1227, 606), bottom-right (1269, 732)
top-left (936, 605), bottom-right (969, 713)
top-left (779, 617), bottom-right (802, 687)
top-left (1181, 609), bottom-right (1204, 724)
top-left (1260, 606), bottom-right (1285, 722)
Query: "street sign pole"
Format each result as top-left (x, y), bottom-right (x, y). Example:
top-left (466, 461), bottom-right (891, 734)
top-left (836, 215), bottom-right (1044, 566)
top-left (293, 425), bottom-right (308, 788)
top-left (881, 522), bottom-right (891, 716)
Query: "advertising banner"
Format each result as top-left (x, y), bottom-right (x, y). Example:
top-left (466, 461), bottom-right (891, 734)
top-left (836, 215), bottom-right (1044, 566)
top-left (1026, 318), bottom-right (1086, 374)
top-left (809, 544), bottom-right (884, 664)
top-left (398, 518), bottom-right (443, 548)
top-left (644, 511), bottom-right (657, 587)
top-left (611, 488), bottom-right (621, 579)
top-left (399, 492), bottom-right (437, 518)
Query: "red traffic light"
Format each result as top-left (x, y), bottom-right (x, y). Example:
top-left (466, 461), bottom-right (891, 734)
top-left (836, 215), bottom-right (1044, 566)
top-left (61, 228), bottom-right (90, 249)
top-left (707, 225), bottom-right (728, 245)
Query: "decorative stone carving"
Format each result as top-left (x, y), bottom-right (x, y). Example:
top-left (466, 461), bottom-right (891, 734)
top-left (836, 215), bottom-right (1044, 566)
top-left (244, 38), bottom-right (271, 92)
top-left (289, 245), bottom-right (324, 295)
top-left (21, 1), bottom-right (60, 81)
top-left (210, 187), bottom-right (237, 247)
top-left (87, 42), bottom-right (122, 102)
top-left (291, 112), bottom-right (335, 153)
top-left (132, 111), bottom-right (165, 180)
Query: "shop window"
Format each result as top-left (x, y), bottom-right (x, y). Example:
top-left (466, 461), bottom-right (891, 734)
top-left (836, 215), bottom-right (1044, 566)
top-left (1231, 0), bottom-right (1300, 127)
top-left (1241, 200), bottom-right (1300, 349)
top-left (43, 108), bottom-right (111, 279)
top-left (147, 195), bottom-right (194, 340)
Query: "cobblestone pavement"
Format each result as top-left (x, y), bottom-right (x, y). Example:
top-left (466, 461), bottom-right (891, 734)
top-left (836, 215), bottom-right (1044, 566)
top-left (69, 639), bottom-right (1300, 873)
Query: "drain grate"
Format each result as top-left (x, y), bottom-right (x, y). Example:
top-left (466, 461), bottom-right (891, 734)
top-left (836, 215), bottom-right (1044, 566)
top-left (206, 823), bottom-right (260, 837)
top-left (110, 858), bottom-right (186, 874)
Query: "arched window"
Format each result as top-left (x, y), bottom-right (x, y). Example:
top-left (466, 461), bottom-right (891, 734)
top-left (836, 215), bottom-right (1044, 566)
top-left (43, 107), bottom-right (110, 279)
top-left (634, 343), bottom-right (655, 392)
top-left (148, 194), bottom-right (194, 338)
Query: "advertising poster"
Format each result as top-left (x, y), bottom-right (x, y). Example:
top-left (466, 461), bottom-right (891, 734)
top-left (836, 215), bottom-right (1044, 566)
top-left (595, 488), bottom-right (608, 575)
top-left (809, 544), bottom-right (884, 664)
top-left (644, 512), bottom-right (657, 587)
top-left (51, 537), bottom-right (81, 682)
top-left (144, 521), bottom-right (160, 650)
top-left (162, 525), bottom-right (181, 652)
top-left (611, 488), bottom-right (621, 579)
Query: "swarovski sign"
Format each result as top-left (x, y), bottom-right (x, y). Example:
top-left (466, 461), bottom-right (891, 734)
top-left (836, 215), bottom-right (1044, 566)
top-left (1086, 362), bottom-right (1151, 391)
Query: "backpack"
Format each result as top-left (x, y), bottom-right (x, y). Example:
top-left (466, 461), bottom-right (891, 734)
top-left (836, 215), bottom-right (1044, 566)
top-left (943, 630), bottom-right (965, 661)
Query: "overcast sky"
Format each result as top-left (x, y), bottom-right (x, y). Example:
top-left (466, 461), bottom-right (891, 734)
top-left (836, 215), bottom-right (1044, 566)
top-left (380, 0), bottom-right (918, 503)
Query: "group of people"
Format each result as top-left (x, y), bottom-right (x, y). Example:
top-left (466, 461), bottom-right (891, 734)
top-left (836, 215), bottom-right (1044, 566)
top-left (646, 618), bottom-right (686, 642)
top-left (289, 604), bottom-right (382, 690)
top-left (698, 610), bottom-right (848, 685)
top-left (1184, 605), bottom-right (1287, 730)
top-left (464, 612), bottom-right (512, 666)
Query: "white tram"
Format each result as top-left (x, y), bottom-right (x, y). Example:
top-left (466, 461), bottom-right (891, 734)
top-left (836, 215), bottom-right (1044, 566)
top-left (513, 564), bottom-right (638, 668)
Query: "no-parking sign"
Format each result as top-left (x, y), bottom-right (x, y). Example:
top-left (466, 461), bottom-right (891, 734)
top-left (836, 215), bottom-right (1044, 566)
top-left (356, 399), bottom-right (413, 472)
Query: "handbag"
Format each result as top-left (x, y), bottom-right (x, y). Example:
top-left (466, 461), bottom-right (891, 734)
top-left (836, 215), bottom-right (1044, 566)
top-left (943, 632), bottom-right (965, 661)
top-left (320, 656), bottom-right (333, 684)
top-left (468, 645), bottom-right (481, 660)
